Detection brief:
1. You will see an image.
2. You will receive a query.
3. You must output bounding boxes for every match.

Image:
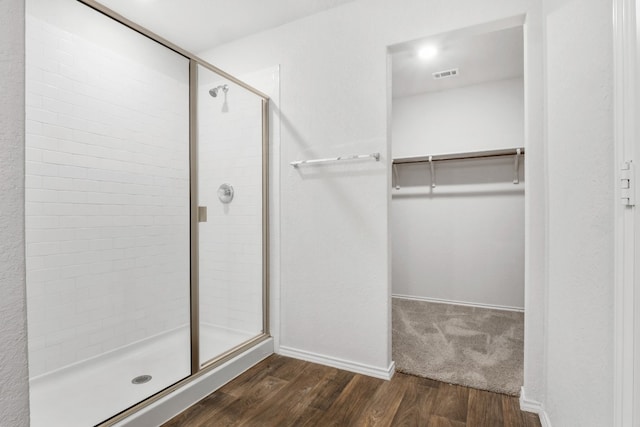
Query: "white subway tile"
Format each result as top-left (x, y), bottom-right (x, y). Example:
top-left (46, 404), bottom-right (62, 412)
top-left (28, 81), bottom-right (59, 100)
top-left (89, 239), bottom-right (113, 251)
top-left (27, 134), bottom-right (60, 151)
top-left (41, 123), bottom-right (74, 141)
top-left (57, 264), bottom-right (90, 279)
top-left (27, 268), bottom-right (61, 283)
top-left (42, 149), bottom-right (75, 165)
top-left (57, 139), bottom-right (88, 155)
top-left (26, 216), bottom-right (59, 229)
top-left (27, 189), bottom-right (58, 203)
top-left (58, 165), bottom-right (88, 179)
top-left (58, 216), bottom-right (88, 228)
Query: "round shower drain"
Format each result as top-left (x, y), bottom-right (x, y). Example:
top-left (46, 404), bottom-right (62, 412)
top-left (131, 375), bottom-right (152, 385)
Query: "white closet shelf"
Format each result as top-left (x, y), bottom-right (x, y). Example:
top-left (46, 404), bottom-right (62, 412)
top-left (392, 147), bottom-right (524, 188)
top-left (392, 147), bottom-right (525, 164)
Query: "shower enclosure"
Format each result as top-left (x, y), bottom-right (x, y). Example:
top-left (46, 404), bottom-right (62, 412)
top-left (24, 0), bottom-right (269, 426)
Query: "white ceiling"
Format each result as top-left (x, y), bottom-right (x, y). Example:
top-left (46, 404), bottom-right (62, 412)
top-left (392, 26), bottom-right (524, 99)
top-left (96, 0), bottom-right (356, 53)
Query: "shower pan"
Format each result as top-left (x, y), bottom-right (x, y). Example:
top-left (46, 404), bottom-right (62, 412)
top-left (24, 0), bottom-right (270, 426)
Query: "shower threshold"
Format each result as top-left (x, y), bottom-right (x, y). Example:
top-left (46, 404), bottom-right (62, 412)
top-left (29, 324), bottom-right (259, 427)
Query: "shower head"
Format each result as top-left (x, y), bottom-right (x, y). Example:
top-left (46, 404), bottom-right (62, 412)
top-left (209, 84), bottom-right (229, 98)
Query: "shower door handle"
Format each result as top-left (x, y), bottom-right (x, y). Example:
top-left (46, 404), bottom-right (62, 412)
top-left (198, 206), bottom-right (207, 223)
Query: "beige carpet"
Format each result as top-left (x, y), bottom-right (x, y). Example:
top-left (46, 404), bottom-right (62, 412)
top-left (392, 298), bottom-right (524, 395)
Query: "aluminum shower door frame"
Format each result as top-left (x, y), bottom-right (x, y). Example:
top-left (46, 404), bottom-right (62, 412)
top-left (73, 1), bottom-right (271, 426)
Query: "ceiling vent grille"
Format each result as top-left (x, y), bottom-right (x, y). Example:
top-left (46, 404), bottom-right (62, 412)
top-left (432, 68), bottom-right (459, 80)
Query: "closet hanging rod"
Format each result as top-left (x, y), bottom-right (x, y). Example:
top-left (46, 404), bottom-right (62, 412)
top-left (393, 147), bottom-right (525, 165)
top-left (291, 152), bottom-right (380, 167)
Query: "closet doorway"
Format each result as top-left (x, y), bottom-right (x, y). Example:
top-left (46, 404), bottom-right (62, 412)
top-left (389, 20), bottom-right (525, 396)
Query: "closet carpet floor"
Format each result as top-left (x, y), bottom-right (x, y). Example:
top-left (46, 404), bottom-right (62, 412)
top-left (392, 298), bottom-right (524, 396)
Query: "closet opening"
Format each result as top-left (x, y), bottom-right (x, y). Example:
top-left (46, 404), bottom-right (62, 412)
top-left (388, 18), bottom-right (526, 396)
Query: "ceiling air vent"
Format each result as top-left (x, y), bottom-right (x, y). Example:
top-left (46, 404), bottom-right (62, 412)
top-left (432, 68), bottom-right (459, 80)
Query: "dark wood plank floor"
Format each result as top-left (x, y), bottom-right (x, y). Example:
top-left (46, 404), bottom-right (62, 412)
top-left (162, 355), bottom-right (541, 427)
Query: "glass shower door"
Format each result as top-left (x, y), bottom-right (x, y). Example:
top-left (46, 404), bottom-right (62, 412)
top-left (196, 64), bottom-right (266, 366)
top-left (25, 1), bottom-right (191, 426)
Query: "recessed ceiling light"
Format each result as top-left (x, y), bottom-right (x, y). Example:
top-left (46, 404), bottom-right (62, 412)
top-left (417, 45), bottom-right (438, 61)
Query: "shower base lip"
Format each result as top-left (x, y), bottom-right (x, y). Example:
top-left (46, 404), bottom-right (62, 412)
top-left (114, 336), bottom-right (273, 427)
top-left (29, 325), bottom-right (269, 427)
top-left (29, 323), bottom-right (258, 387)
top-left (29, 324), bottom-right (189, 386)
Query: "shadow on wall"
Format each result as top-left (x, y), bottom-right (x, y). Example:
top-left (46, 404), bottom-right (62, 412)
top-left (279, 104), bottom-right (385, 180)
top-left (292, 163), bottom-right (384, 180)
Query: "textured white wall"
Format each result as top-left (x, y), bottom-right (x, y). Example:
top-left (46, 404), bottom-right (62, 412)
top-left (0, 0), bottom-right (31, 426)
top-left (25, 7), bottom-right (190, 376)
top-left (199, 0), bottom-right (542, 375)
top-left (391, 78), bottom-right (524, 309)
top-left (392, 78), bottom-right (524, 157)
top-left (543, 0), bottom-right (614, 425)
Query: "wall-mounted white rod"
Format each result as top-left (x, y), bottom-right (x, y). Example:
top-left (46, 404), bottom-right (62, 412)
top-left (291, 152), bottom-right (380, 168)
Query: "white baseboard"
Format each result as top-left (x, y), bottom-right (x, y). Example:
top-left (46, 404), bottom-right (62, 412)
top-left (278, 346), bottom-right (395, 380)
top-left (520, 387), bottom-right (552, 427)
top-left (392, 294), bottom-right (525, 313)
top-left (538, 410), bottom-right (552, 427)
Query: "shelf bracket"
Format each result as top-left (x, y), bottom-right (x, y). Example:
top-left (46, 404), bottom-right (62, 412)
top-left (393, 164), bottom-right (400, 190)
top-left (429, 155), bottom-right (436, 188)
top-left (513, 148), bottom-right (521, 184)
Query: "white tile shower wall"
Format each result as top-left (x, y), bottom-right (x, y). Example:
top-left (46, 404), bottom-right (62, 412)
top-left (25, 15), bottom-right (190, 377)
top-left (197, 70), bottom-right (266, 337)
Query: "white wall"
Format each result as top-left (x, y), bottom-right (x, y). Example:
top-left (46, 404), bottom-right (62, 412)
top-left (391, 79), bottom-right (524, 309)
top-left (542, 0), bottom-right (614, 425)
top-left (0, 0), bottom-right (31, 425)
top-left (393, 78), bottom-right (524, 157)
top-left (25, 0), bottom-right (190, 377)
top-left (199, 0), bottom-right (542, 377)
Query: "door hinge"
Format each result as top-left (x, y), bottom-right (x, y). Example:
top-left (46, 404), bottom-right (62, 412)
top-left (621, 161), bottom-right (635, 206)
top-left (198, 206), bottom-right (208, 222)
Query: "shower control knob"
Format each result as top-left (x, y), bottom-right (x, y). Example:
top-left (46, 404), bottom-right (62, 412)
top-left (217, 183), bottom-right (234, 204)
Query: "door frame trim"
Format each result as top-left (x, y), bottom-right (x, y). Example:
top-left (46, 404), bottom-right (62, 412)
top-left (613, 0), bottom-right (637, 425)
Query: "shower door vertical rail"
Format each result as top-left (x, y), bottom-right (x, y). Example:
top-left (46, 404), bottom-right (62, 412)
top-left (189, 59), bottom-right (200, 374)
top-left (262, 99), bottom-right (270, 335)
